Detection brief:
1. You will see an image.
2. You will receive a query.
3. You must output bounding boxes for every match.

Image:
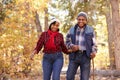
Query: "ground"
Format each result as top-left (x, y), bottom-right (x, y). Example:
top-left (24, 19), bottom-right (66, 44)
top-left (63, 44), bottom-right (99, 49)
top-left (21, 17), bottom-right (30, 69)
top-left (10, 74), bottom-right (120, 80)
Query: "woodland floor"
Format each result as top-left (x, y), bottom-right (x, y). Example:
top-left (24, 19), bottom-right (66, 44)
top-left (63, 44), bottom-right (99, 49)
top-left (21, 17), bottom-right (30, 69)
top-left (4, 74), bottom-right (120, 80)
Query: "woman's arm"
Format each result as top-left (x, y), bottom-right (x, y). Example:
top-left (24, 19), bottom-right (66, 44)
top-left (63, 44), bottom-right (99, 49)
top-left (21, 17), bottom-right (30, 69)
top-left (30, 32), bottom-right (45, 60)
top-left (34, 32), bottom-right (45, 54)
top-left (61, 34), bottom-right (72, 54)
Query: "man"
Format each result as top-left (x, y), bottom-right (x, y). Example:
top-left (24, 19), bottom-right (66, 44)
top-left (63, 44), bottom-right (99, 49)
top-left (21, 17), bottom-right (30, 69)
top-left (66, 12), bottom-right (97, 80)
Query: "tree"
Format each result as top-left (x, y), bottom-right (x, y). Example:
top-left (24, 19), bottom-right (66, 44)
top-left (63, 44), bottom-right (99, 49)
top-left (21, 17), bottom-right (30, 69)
top-left (105, 0), bottom-right (116, 69)
top-left (0, 0), bottom-right (49, 78)
top-left (110, 0), bottom-right (120, 69)
top-left (44, 7), bottom-right (48, 31)
top-left (34, 11), bottom-right (42, 36)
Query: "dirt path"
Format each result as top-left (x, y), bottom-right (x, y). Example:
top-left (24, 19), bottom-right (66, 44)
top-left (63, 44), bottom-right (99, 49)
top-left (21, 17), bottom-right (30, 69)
top-left (10, 74), bottom-right (120, 80)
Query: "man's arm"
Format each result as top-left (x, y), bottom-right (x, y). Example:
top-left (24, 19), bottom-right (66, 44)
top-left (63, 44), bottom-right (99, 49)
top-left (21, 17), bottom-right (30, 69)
top-left (66, 29), bottom-right (79, 52)
top-left (66, 30), bottom-right (74, 49)
top-left (92, 32), bottom-right (97, 53)
top-left (90, 32), bottom-right (97, 59)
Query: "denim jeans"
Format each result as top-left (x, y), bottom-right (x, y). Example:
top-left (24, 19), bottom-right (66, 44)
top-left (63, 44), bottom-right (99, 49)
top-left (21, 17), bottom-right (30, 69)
top-left (66, 52), bottom-right (90, 80)
top-left (42, 52), bottom-right (63, 80)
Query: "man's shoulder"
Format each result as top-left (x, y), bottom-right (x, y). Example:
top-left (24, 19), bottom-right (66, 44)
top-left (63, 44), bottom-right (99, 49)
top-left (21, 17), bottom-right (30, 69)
top-left (86, 25), bottom-right (94, 29)
top-left (68, 25), bottom-right (76, 34)
top-left (69, 26), bottom-right (75, 30)
top-left (85, 25), bottom-right (94, 33)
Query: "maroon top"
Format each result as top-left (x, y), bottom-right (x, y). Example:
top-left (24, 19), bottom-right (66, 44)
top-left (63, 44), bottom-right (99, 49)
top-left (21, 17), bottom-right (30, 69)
top-left (34, 31), bottom-right (69, 54)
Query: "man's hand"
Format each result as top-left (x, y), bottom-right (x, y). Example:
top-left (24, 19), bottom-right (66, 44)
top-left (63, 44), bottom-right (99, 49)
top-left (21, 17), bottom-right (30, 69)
top-left (71, 45), bottom-right (79, 52)
top-left (30, 50), bottom-right (37, 60)
top-left (90, 52), bottom-right (96, 59)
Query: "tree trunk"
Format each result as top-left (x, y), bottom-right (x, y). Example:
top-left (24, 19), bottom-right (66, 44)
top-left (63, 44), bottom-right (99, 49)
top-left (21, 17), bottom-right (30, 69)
top-left (110, 0), bottom-right (120, 69)
top-left (44, 8), bottom-right (48, 31)
top-left (84, 0), bottom-right (88, 2)
top-left (105, 1), bottom-right (116, 69)
top-left (34, 11), bottom-right (42, 36)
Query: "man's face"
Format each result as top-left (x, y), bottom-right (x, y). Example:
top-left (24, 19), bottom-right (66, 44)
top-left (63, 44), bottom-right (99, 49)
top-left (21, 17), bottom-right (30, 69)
top-left (77, 16), bottom-right (87, 28)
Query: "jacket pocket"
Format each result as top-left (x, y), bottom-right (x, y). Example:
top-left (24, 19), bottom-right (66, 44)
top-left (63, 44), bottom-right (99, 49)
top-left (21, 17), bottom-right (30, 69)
top-left (85, 33), bottom-right (93, 40)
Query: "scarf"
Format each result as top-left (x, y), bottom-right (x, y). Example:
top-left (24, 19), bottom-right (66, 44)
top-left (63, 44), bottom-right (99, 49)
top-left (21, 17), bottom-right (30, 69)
top-left (46, 30), bottom-right (58, 51)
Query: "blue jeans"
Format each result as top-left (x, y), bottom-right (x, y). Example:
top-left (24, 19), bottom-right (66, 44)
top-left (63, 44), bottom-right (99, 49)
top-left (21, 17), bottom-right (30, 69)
top-left (66, 52), bottom-right (90, 80)
top-left (42, 52), bottom-right (63, 80)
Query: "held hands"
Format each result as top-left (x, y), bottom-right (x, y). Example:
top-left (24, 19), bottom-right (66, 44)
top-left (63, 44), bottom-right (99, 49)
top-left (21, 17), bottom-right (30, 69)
top-left (30, 50), bottom-right (37, 60)
top-left (71, 45), bottom-right (79, 52)
top-left (70, 45), bottom-right (96, 59)
top-left (66, 45), bottom-right (79, 54)
top-left (67, 49), bottom-right (73, 53)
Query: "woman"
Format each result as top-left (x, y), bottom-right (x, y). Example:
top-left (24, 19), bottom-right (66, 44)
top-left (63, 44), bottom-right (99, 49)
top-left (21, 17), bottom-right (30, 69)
top-left (30, 18), bottom-right (71, 80)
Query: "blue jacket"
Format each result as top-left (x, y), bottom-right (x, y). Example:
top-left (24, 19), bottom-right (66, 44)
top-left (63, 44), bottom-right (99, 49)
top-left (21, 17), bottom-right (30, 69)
top-left (66, 24), bottom-right (94, 60)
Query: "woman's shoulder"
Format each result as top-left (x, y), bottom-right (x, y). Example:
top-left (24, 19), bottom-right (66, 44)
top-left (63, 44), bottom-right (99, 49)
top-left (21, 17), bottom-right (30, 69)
top-left (41, 31), bottom-right (48, 35)
top-left (58, 32), bottom-right (63, 36)
top-left (39, 31), bottom-right (48, 38)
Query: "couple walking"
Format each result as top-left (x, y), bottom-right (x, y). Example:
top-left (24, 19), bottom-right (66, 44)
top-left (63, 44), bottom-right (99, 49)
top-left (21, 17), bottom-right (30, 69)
top-left (30, 12), bottom-right (97, 80)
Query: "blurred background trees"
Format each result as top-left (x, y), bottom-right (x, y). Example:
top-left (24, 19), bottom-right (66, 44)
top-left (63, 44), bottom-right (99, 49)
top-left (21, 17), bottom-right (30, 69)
top-left (0, 0), bottom-right (120, 79)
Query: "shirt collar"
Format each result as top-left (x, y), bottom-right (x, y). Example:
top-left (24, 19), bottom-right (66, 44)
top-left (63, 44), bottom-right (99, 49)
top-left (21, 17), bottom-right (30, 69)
top-left (77, 25), bottom-right (86, 31)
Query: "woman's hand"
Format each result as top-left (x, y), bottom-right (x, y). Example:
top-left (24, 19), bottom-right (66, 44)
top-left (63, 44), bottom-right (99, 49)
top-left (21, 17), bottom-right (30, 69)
top-left (30, 50), bottom-right (37, 60)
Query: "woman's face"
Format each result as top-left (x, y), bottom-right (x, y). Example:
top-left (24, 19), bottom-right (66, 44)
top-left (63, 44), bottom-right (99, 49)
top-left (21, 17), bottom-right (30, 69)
top-left (51, 22), bottom-right (60, 32)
